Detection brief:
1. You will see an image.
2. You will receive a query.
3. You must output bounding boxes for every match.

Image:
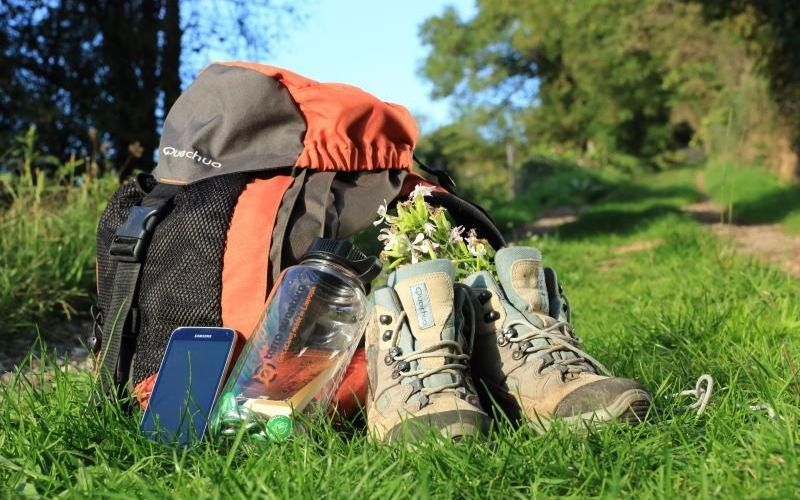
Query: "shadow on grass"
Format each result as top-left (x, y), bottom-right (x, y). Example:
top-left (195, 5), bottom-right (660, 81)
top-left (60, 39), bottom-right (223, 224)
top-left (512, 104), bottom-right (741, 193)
top-left (495, 161), bottom-right (701, 238)
top-left (601, 182), bottom-right (700, 205)
top-left (552, 168), bottom-right (700, 239)
top-left (556, 204), bottom-right (684, 239)
top-left (731, 184), bottom-right (800, 225)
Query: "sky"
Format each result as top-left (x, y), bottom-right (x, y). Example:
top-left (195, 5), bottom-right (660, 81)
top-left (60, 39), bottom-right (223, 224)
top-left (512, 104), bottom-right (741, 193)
top-left (265, 0), bottom-right (477, 133)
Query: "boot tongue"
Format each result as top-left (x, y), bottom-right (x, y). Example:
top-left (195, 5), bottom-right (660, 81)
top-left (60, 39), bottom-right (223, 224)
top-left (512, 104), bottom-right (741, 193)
top-left (495, 247), bottom-right (587, 369)
top-left (495, 247), bottom-right (550, 319)
top-left (390, 259), bottom-right (458, 389)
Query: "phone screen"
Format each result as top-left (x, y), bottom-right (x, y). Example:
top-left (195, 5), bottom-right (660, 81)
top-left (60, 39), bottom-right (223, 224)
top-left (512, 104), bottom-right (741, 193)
top-left (140, 327), bottom-right (235, 445)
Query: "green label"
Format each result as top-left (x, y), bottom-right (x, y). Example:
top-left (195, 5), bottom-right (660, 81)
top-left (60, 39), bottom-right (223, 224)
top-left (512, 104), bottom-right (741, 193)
top-left (266, 415), bottom-right (293, 441)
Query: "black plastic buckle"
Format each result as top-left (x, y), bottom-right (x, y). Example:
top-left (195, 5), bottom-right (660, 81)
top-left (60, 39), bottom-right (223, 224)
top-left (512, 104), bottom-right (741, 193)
top-left (109, 205), bottom-right (161, 262)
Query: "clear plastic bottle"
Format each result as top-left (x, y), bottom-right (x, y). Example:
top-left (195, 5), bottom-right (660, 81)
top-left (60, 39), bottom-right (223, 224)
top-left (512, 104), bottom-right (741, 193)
top-left (211, 238), bottom-right (380, 441)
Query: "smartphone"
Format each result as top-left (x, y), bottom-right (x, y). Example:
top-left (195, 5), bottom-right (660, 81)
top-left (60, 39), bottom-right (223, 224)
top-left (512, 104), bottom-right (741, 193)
top-left (140, 327), bottom-right (236, 445)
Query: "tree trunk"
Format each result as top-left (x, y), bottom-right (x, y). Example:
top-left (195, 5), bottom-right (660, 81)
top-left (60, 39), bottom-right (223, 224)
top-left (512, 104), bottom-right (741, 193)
top-left (776, 134), bottom-right (800, 183)
top-left (505, 141), bottom-right (516, 198)
top-left (161, 0), bottom-right (182, 113)
top-left (779, 145), bottom-right (800, 183)
top-left (98, 0), bottom-right (160, 178)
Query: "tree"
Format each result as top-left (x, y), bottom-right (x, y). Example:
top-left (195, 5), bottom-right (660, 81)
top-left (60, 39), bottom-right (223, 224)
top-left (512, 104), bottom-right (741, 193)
top-left (0, 0), bottom-right (300, 178)
top-left (695, 1), bottom-right (800, 180)
top-left (420, 1), bottom-right (678, 159)
top-left (420, 0), bottom-right (798, 179)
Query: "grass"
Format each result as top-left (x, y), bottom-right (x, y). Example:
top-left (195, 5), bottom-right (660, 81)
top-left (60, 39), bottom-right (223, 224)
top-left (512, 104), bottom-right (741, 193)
top-left (704, 162), bottom-right (800, 234)
top-left (486, 154), bottom-right (627, 231)
top-left (0, 133), bottom-right (116, 330)
top-left (2, 167), bottom-right (800, 497)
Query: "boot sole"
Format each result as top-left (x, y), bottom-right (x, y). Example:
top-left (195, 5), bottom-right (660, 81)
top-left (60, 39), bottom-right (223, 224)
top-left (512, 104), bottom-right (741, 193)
top-left (529, 388), bottom-right (652, 433)
top-left (368, 409), bottom-right (490, 443)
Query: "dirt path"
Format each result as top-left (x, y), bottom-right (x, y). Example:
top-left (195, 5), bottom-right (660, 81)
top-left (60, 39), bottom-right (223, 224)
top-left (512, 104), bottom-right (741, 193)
top-left (509, 206), bottom-right (586, 240)
top-left (684, 173), bottom-right (800, 277)
top-left (0, 318), bottom-right (92, 383)
top-left (513, 171), bottom-right (799, 278)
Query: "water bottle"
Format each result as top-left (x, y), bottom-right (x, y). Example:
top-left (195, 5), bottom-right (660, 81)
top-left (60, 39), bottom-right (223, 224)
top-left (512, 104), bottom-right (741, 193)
top-left (211, 238), bottom-right (380, 441)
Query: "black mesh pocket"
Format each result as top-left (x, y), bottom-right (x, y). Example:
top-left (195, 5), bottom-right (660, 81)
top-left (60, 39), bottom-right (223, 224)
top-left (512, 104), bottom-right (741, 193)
top-left (132, 174), bottom-right (249, 385)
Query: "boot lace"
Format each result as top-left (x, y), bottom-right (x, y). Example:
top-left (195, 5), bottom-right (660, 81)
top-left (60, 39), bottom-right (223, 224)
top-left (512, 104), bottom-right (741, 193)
top-left (386, 286), bottom-right (476, 402)
top-left (501, 318), bottom-right (612, 378)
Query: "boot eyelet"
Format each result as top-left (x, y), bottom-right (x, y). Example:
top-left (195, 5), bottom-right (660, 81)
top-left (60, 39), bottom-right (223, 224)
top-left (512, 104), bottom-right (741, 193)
top-left (391, 370), bottom-right (401, 379)
top-left (478, 291), bottom-right (492, 304)
top-left (512, 351), bottom-right (524, 360)
top-left (396, 361), bottom-right (410, 372)
top-left (484, 310), bottom-right (500, 323)
top-left (379, 314), bottom-right (392, 325)
top-left (382, 330), bottom-right (393, 341)
top-left (384, 354), bottom-right (394, 365)
top-left (389, 347), bottom-right (402, 358)
top-left (497, 336), bottom-right (508, 347)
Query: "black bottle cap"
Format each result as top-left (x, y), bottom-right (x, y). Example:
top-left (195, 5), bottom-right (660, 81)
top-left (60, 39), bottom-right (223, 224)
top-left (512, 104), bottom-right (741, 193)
top-left (302, 238), bottom-right (382, 287)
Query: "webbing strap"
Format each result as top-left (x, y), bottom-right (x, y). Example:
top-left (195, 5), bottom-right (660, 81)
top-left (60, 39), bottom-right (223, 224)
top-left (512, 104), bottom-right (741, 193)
top-left (413, 154), bottom-right (457, 193)
top-left (94, 181), bottom-right (181, 400)
top-left (95, 261), bottom-right (140, 397)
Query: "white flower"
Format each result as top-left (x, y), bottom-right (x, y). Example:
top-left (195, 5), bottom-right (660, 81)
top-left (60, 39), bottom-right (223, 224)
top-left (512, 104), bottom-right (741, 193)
top-left (373, 199), bottom-right (389, 226)
top-left (377, 228), bottom-right (398, 250)
top-left (410, 233), bottom-right (439, 255)
top-left (409, 184), bottom-right (435, 200)
top-left (410, 233), bottom-right (426, 252)
top-left (465, 229), bottom-right (487, 257)
top-left (468, 241), bottom-right (487, 258)
top-left (449, 225), bottom-right (465, 243)
top-left (465, 229), bottom-right (479, 246)
top-left (423, 222), bottom-right (436, 236)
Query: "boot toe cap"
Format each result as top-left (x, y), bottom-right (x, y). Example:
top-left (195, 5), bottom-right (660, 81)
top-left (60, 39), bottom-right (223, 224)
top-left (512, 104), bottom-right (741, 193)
top-left (384, 409), bottom-right (489, 443)
top-left (553, 377), bottom-right (651, 422)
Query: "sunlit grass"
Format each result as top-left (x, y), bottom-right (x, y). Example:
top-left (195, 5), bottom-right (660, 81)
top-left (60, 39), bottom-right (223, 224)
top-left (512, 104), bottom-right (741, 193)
top-left (0, 135), bottom-right (117, 330)
top-left (2, 168), bottom-right (799, 497)
top-left (704, 162), bottom-right (800, 233)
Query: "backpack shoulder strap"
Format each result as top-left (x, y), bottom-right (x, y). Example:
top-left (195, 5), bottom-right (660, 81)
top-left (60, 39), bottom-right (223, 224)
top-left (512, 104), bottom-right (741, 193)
top-left (400, 173), bottom-right (506, 249)
top-left (94, 180), bottom-right (181, 400)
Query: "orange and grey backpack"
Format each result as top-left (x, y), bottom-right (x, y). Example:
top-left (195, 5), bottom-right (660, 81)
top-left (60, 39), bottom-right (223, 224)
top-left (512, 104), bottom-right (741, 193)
top-left (92, 62), bottom-right (505, 412)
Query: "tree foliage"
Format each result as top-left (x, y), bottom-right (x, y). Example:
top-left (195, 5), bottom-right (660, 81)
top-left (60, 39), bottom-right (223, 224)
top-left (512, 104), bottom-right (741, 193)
top-left (0, 0), bottom-right (299, 177)
top-left (420, 0), bottom-right (798, 179)
top-left (696, 0), bottom-right (800, 179)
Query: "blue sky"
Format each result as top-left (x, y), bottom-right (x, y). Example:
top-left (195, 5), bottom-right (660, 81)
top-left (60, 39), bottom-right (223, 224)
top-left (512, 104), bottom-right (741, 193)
top-left (265, 0), bottom-right (476, 132)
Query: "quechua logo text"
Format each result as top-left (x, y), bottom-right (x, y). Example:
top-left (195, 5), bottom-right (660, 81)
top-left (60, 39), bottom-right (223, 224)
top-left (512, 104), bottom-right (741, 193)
top-left (161, 146), bottom-right (222, 169)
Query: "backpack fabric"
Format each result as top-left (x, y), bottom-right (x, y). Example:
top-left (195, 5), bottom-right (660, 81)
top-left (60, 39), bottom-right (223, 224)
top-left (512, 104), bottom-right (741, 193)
top-left (93, 62), bottom-right (505, 412)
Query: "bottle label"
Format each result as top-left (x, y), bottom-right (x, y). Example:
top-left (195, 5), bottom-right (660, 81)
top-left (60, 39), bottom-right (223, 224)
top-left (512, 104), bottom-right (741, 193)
top-left (409, 282), bottom-right (435, 330)
top-left (251, 277), bottom-right (318, 387)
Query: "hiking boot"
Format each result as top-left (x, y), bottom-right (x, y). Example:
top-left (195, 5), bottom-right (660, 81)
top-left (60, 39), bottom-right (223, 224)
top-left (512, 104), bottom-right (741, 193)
top-left (464, 247), bottom-right (651, 431)
top-left (365, 259), bottom-right (489, 442)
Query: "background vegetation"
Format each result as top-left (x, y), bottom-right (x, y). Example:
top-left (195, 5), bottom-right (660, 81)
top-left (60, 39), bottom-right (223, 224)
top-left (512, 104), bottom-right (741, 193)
top-left (1, 0), bottom-right (299, 178)
top-left (0, 127), bottom-right (115, 330)
top-left (418, 0), bottom-right (800, 202)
